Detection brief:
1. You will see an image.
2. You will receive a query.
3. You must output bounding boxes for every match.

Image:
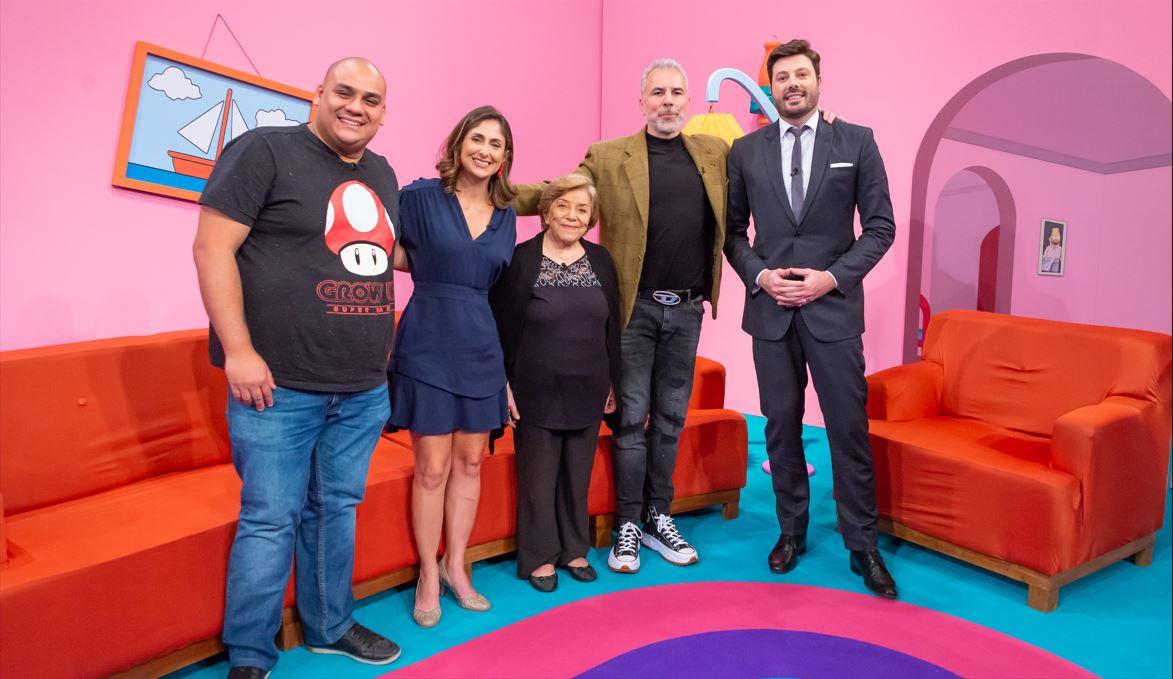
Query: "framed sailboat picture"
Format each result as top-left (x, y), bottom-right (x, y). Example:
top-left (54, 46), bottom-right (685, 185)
top-left (113, 41), bottom-right (314, 202)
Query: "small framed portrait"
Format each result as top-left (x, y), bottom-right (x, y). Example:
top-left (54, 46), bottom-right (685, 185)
top-left (1038, 219), bottom-right (1067, 276)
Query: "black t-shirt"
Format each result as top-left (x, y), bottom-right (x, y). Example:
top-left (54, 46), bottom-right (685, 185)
top-left (199, 124), bottom-right (399, 392)
top-left (641, 132), bottom-right (714, 295)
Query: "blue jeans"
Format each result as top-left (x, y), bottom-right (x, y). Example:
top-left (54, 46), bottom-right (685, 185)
top-left (222, 384), bottom-right (389, 671)
top-left (613, 297), bottom-right (704, 525)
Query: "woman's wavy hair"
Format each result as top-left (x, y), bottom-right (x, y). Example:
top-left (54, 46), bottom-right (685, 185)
top-left (436, 105), bottom-right (517, 209)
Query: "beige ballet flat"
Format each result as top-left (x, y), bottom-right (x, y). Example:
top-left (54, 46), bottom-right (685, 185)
top-left (413, 575), bottom-right (442, 627)
top-left (438, 556), bottom-right (492, 612)
top-left (412, 604), bottom-right (441, 627)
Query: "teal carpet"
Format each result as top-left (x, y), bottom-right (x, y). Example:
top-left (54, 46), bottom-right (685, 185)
top-left (174, 416), bottom-right (1173, 678)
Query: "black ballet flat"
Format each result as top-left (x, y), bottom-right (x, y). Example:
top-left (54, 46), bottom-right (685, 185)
top-left (563, 563), bottom-right (597, 582)
top-left (529, 572), bottom-right (558, 593)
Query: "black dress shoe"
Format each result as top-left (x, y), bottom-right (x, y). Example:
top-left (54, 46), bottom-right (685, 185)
top-left (227, 668), bottom-right (269, 679)
top-left (563, 562), bottom-right (597, 582)
top-left (850, 549), bottom-right (898, 599)
top-left (768, 534), bottom-right (807, 574)
top-left (305, 622), bottom-right (402, 665)
top-left (529, 571), bottom-right (558, 592)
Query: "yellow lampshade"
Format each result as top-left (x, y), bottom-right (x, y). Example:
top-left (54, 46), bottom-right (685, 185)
top-left (683, 111), bottom-right (746, 147)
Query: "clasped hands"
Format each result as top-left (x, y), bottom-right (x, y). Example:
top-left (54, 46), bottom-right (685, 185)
top-left (758, 268), bottom-right (836, 307)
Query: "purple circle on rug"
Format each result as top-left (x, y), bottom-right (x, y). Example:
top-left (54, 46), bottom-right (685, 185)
top-left (575, 629), bottom-right (959, 679)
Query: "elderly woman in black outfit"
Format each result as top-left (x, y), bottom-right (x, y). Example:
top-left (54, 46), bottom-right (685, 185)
top-left (490, 174), bottom-right (622, 592)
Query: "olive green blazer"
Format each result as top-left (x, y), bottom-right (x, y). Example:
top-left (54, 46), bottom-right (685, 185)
top-left (514, 129), bottom-right (729, 327)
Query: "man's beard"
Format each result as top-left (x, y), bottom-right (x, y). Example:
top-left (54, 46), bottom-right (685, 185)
top-left (774, 89), bottom-right (819, 120)
top-left (651, 112), bottom-right (682, 135)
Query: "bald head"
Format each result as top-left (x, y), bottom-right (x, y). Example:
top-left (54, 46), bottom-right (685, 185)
top-left (323, 57), bottom-right (386, 95)
top-left (309, 57), bottom-right (388, 161)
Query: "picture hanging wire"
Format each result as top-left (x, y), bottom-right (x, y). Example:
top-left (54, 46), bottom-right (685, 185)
top-left (200, 14), bottom-right (262, 77)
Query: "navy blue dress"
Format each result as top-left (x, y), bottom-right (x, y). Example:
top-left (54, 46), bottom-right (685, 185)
top-left (388, 179), bottom-right (515, 435)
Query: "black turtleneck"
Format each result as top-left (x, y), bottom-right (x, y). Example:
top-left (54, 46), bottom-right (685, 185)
top-left (642, 132), bottom-right (713, 296)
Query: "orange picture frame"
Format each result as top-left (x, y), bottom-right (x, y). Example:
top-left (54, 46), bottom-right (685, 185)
top-left (112, 41), bottom-right (315, 202)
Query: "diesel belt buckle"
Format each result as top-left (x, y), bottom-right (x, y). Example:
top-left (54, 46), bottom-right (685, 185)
top-left (652, 290), bottom-right (682, 306)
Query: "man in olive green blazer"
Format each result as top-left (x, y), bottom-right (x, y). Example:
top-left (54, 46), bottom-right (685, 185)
top-left (514, 59), bottom-right (728, 575)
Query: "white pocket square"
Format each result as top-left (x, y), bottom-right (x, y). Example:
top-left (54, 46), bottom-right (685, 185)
top-left (829, 162), bottom-right (853, 168)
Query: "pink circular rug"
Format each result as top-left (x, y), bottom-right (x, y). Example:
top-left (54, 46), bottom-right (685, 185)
top-left (381, 582), bottom-right (1092, 678)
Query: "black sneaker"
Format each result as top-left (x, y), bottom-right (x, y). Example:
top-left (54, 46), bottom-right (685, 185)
top-left (305, 622), bottom-right (402, 665)
top-left (227, 668), bottom-right (269, 679)
top-left (641, 507), bottom-right (698, 565)
top-left (607, 521), bottom-right (642, 573)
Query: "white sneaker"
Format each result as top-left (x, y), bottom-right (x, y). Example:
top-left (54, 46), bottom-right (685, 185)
top-left (641, 507), bottom-right (698, 565)
top-left (607, 521), bottom-right (642, 573)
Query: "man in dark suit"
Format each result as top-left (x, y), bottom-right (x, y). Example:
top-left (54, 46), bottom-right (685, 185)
top-left (724, 39), bottom-right (898, 598)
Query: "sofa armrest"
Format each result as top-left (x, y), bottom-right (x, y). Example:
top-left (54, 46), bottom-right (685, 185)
top-left (866, 361), bottom-right (942, 421)
top-left (1051, 396), bottom-right (1171, 543)
top-left (1, 492), bottom-right (7, 564)
top-left (690, 357), bottom-right (727, 410)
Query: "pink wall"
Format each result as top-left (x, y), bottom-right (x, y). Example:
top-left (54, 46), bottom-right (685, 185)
top-left (599, 0), bottom-right (1172, 418)
top-left (0, 1), bottom-right (599, 348)
top-left (928, 139), bottom-right (1173, 334)
top-left (926, 171), bottom-right (1001, 314)
top-left (2, 0), bottom-right (1171, 424)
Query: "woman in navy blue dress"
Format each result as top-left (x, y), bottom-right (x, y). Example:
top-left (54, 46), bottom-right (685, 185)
top-left (388, 106), bottom-right (516, 626)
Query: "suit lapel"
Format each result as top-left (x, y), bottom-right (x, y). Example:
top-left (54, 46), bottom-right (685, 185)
top-left (681, 134), bottom-right (724, 223)
top-left (762, 122), bottom-right (798, 227)
top-left (798, 119), bottom-right (834, 229)
top-left (621, 131), bottom-right (650, 232)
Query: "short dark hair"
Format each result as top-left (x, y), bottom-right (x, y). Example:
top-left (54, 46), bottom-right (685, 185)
top-left (767, 39), bottom-right (821, 80)
top-left (436, 105), bottom-right (517, 210)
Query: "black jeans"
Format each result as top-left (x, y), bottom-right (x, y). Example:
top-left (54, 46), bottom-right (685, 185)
top-left (613, 297), bottom-right (704, 525)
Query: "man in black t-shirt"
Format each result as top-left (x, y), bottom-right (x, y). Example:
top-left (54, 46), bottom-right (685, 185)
top-left (194, 58), bottom-right (401, 678)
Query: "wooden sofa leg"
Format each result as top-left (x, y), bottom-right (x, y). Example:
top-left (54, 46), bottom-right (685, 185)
top-left (277, 608), bottom-right (304, 650)
top-left (722, 495), bottom-right (739, 520)
top-left (1027, 581), bottom-right (1058, 613)
top-left (463, 562), bottom-right (473, 580)
top-left (591, 515), bottom-right (613, 548)
top-left (1132, 543), bottom-right (1155, 567)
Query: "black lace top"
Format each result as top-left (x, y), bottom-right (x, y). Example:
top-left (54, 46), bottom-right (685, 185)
top-left (536, 255), bottom-right (603, 288)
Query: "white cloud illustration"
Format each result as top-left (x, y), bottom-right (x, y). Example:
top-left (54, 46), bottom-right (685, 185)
top-left (148, 66), bottom-right (202, 101)
top-left (255, 109), bottom-right (301, 127)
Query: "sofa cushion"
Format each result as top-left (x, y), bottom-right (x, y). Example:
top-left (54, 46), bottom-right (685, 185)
top-left (1, 462), bottom-right (240, 678)
top-left (0, 331), bottom-right (230, 514)
top-left (0, 437), bottom-right (413, 678)
top-left (925, 310), bottom-right (1171, 438)
top-left (871, 416), bottom-right (1080, 575)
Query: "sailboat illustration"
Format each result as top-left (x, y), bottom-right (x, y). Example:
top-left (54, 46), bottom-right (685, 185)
top-left (167, 88), bottom-right (249, 179)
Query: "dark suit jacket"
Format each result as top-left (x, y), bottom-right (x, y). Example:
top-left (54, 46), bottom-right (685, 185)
top-left (724, 119), bottom-right (895, 342)
top-left (488, 233), bottom-right (623, 441)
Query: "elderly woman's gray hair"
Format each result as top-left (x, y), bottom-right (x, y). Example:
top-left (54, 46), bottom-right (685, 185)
top-left (538, 174), bottom-right (600, 229)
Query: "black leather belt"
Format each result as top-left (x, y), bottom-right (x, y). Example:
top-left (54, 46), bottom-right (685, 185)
top-left (638, 289), bottom-right (703, 306)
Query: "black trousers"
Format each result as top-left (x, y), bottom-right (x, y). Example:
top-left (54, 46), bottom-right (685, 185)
top-left (514, 420), bottom-right (600, 577)
top-left (752, 310), bottom-right (877, 550)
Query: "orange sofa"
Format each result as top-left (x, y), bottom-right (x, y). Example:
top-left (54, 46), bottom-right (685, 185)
top-left (0, 329), bottom-right (746, 678)
top-left (867, 310), bottom-right (1171, 611)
